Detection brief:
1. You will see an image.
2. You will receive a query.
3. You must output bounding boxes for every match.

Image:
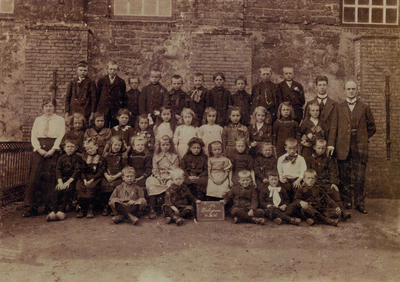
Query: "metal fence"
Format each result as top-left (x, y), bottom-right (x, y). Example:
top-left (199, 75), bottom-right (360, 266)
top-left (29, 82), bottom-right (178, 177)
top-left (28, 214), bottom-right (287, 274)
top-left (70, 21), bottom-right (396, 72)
top-left (0, 142), bottom-right (32, 206)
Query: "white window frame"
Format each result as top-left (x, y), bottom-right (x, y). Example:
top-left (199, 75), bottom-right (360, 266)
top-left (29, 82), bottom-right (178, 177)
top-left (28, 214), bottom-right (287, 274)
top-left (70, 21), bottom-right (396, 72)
top-left (113, 0), bottom-right (173, 20)
top-left (0, 0), bottom-right (14, 14)
top-left (343, 0), bottom-right (399, 25)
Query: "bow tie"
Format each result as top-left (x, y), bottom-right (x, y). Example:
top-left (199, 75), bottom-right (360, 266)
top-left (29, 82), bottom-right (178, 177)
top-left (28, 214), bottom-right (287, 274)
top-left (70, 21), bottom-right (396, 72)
top-left (268, 186), bottom-right (282, 207)
top-left (282, 154), bottom-right (298, 164)
top-left (347, 101), bottom-right (357, 106)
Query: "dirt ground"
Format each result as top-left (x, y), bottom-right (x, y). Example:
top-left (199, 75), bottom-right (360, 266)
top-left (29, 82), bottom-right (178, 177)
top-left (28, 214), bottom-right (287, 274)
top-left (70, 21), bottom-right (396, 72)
top-left (0, 198), bottom-right (399, 282)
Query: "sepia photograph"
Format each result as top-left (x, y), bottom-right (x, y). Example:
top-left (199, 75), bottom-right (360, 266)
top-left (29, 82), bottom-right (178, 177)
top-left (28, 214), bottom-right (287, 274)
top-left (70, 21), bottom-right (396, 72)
top-left (0, 0), bottom-right (399, 281)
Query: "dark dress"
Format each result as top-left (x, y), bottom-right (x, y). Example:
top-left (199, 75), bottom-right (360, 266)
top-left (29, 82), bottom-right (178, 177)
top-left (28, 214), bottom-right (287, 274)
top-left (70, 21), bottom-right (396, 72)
top-left (111, 125), bottom-right (135, 151)
top-left (248, 122), bottom-right (273, 157)
top-left (76, 154), bottom-right (105, 199)
top-left (127, 151), bottom-right (152, 187)
top-left (206, 86), bottom-right (233, 126)
top-left (180, 151), bottom-right (208, 199)
top-left (254, 155), bottom-right (277, 187)
top-left (101, 152), bottom-right (127, 193)
top-left (272, 117), bottom-right (300, 157)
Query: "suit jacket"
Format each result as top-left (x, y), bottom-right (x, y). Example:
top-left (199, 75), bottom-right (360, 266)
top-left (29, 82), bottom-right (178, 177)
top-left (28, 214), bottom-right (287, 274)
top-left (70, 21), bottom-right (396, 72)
top-left (276, 80), bottom-right (305, 121)
top-left (96, 75), bottom-right (127, 117)
top-left (250, 81), bottom-right (278, 116)
top-left (336, 100), bottom-right (376, 162)
top-left (304, 96), bottom-right (338, 147)
top-left (65, 77), bottom-right (97, 117)
top-left (138, 83), bottom-right (169, 115)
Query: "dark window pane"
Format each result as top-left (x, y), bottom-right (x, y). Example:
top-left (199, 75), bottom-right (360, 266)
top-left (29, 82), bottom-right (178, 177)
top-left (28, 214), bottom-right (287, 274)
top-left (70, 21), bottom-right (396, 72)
top-left (358, 8), bottom-right (369, 22)
top-left (358, 0), bottom-right (370, 5)
top-left (372, 8), bottom-right (383, 23)
top-left (344, 7), bottom-right (356, 22)
top-left (386, 0), bottom-right (397, 6)
top-left (344, 0), bottom-right (355, 4)
top-left (386, 9), bottom-right (398, 23)
top-left (372, 0), bottom-right (383, 5)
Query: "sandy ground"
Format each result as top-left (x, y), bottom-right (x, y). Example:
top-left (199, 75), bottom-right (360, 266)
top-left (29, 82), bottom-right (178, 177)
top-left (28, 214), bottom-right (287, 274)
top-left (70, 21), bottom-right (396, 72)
top-left (0, 198), bottom-right (399, 282)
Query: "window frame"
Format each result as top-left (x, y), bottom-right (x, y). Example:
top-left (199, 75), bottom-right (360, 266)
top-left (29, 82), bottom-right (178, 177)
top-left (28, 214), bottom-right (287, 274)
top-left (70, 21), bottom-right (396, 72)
top-left (111, 0), bottom-right (176, 22)
top-left (0, 0), bottom-right (14, 17)
top-left (341, 0), bottom-right (399, 26)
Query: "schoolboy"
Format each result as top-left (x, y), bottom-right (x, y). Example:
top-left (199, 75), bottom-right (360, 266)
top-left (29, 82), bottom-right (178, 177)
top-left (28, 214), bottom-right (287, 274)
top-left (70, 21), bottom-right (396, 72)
top-left (108, 167), bottom-right (147, 225)
top-left (128, 136), bottom-right (152, 188)
top-left (162, 168), bottom-right (201, 226)
top-left (276, 66), bottom-right (305, 124)
top-left (232, 75), bottom-right (251, 126)
top-left (306, 139), bottom-right (351, 221)
top-left (126, 76), bottom-right (141, 127)
top-left (258, 170), bottom-right (301, 225)
top-left (47, 139), bottom-right (82, 222)
top-left (254, 142), bottom-right (277, 188)
top-left (230, 138), bottom-right (255, 186)
top-left (277, 138), bottom-right (307, 200)
top-left (285, 169), bottom-right (340, 226)
top-left (138, 69), bottom-right (169, 122)
top-left (251, 66), bottom-right (278, 122)
top-left (96, 61), bottom-right (127, 127)
top-left (169, 75), bottom-right (189, 122)
top-left (221, 170), bottom-right (265, 225)
top-left (65, 61), bottom-right (97, 123)
top-left (187, 73), bottom-right (209, 121)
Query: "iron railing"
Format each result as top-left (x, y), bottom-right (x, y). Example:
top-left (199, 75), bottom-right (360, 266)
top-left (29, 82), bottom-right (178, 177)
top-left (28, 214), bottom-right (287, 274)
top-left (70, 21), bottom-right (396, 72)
top-left (0, 142), bottom-right (32, 206)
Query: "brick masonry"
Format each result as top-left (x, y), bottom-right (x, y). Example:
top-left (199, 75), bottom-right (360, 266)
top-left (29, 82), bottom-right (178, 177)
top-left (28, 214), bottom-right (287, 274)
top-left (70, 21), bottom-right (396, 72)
top-left (0, 0), bottom-right (399, 197)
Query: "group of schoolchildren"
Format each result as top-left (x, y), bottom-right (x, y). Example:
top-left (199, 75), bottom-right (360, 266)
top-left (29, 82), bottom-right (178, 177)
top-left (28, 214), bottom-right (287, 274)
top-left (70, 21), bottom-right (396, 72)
top-left (45, 60), bottom-right (353, 228)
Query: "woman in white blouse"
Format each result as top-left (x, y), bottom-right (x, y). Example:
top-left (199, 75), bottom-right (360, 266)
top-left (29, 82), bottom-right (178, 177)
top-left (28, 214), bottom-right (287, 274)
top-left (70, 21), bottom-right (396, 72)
top-left (23, 96), bottom-right (66, 217)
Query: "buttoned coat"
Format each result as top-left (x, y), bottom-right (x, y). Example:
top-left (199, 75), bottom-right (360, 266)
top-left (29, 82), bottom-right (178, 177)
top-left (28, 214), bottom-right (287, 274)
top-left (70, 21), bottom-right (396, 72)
top-left (304, 96), bottom-right (338, 147)
top-left (65, 77), bottom-right (97, 117)
top-left (276, 80), bottom-right (305, 121)
top-left (96, 75), bottom-right (127, 118)
top-left (335, 100), bottom-right (376, 163)
top-left (250, 81), bottom-right (278, 116)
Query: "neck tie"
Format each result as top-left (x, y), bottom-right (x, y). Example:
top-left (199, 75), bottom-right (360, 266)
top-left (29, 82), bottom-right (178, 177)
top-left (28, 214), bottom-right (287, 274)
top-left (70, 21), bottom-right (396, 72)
top-left (43, 118), bottom-right (50, 137)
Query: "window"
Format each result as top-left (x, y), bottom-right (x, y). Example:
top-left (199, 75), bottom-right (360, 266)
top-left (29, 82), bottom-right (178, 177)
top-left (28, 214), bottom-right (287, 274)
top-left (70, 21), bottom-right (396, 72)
top-left (343, 0), bottom-right (399, 25)
top-left (114, 0), bottom-right (173, 20)
top-left (0, 0), bottom-right (14, 14)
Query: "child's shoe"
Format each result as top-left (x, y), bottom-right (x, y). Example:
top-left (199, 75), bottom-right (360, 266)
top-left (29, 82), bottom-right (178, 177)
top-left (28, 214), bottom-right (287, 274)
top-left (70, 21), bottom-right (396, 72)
top-left (273, 218), bottom-right (282, 225)
top-left (306, 218), bottom-right (315, 226)
top-left (102, 206), bottom-right (110, 216)
top-left (233, 217), bottom-right (241, 224)
top-left (76, 209), bottom-right (85, 218)
top-left (251, 218), bottom-right (265, 225)
top-left (173, 216), bottom-right (185, 226)
top-left (127, 213), bottom-right (139, 225)
top-left (23, 207), bottom-right (38, 218)
top-left (112, 215), bottom-right (124, 224)
top-left (87, 206), bottom-right (94, 218)
top-left (289, 217), bottom-right (301, 225)
top-left (149, 208), bottom-right (157, 219)
top-left (46, 211), bottom-right (57, 222)
top-left (165, 217), bottom-right (172, 224)
top-left (55, 211), bottom-right (67, 221)
top-left (326, 218), bottom-right (339, 227)
top-left (341, 210), bottom-right (351, 221)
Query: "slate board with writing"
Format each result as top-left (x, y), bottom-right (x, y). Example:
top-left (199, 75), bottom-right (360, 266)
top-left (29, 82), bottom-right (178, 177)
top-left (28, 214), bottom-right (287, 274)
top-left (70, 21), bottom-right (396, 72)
top-left (196, 201), bottom-right (225, 221)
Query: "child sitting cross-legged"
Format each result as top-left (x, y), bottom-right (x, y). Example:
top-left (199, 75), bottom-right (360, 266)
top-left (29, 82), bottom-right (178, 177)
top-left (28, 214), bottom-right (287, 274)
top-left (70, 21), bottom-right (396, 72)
top-left (221, 170), bottom-right (265, 225)
top-left (258, 170), bottom-right (301, 225)
top-left (162, 168), bottom-right (201, 226)
top-left (109, 167), bottom-right (147, 225)
top-left (285, 169), bottom-right (340, 227)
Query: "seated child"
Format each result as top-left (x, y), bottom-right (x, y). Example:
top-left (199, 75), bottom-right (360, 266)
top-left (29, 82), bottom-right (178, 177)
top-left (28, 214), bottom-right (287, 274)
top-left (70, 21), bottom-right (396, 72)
top-left (47, 139), bottom-right (81, 222)
top-left (254, 142), bottom-right (277, 189)
top-left (76, 138), bottom-right (105, 218)
top-left (162, 168), bottom-right (201, 226)
top-left (169, 75), bottom-right (189, 123)
top-left (173, 108), bottom-right (198, 159)
top-left (206, 141), bottom-right (232, 199)
top-left (285, 169), bottom-right (340, 226)
top-left (222, 106), bottom-right (249, 160)
top-left (84, 112), bottom-right (112, 156)
top-left (61, 112), bottom-right (86, 154)
top-left (126, 76), bottom-right (141, 127)
top-left (277, 138), bottom-right (307, 200)
top-left (230, 138), bottom-right (255, 187)
top-left (258, 170), bottom-right (301, 225)
top-left (111, 108), bottom-right (135, 158)
top-left (133, 113), bottom-right (155, 154)
top-left (108, 167), bottom-right (147, 225)
top-left (128, 136), bottom-right (152, 188)
top-left (306, 139), bottom-right (351, 221)
top-left (180, 137), bottom-right (208, 200)
top-left (221, 170), bottom-right (265, 225)
top-left (145, 135), bottom-right (179, 219)
top-left (101, 136), bottom-right (127, 216)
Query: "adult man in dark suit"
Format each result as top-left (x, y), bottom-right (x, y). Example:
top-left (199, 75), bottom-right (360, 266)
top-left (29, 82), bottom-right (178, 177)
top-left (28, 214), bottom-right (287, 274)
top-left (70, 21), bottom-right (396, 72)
top-left (251, 66), bottom-right (278, 122)
top-left (65, 61), bottom-right (97, 124)
top-left (304, 76), bottom-right (338, 156)
top-left (336, 80), bottom-right (376, 214)
top-left (276, 67), bottom-right (305, 124)
top-left (96, 61), bottom-right (127, 127)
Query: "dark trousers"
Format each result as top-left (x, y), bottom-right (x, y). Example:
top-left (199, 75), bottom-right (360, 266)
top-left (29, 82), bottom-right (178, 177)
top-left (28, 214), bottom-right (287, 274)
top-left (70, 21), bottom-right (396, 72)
top-left (51, 186), bottom-right (74, 213)
top-left (263, 206), bottom-right (293, 222)
top-left (77, 197), bottom-right (94, 211)
top-left (338, 136), bottom-right (366, 207)
top-left (230, 207), bottom-right (264, 223)
top-left (281, 178), bottom-right (298, 201)
top-left (163, 205), bottom-right (195, 218)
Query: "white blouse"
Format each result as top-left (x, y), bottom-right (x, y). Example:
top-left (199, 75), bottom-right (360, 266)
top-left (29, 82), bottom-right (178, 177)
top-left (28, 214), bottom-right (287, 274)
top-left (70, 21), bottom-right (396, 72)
top-left (31, 114), bottom-right (66, 152)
